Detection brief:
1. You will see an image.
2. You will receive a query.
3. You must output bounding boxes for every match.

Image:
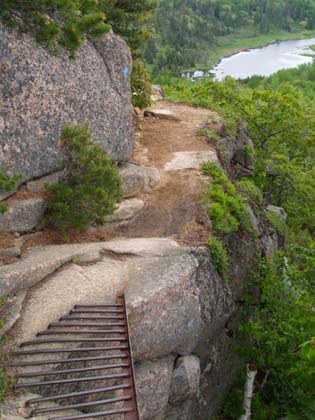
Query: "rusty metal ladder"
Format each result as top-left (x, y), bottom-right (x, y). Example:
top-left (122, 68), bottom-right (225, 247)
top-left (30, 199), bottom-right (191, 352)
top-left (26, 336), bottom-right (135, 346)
top-left (9, 295), bottom-right (139, 420)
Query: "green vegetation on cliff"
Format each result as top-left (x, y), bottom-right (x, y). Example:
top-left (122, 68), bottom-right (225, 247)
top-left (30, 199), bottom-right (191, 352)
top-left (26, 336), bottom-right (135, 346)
top-left (161, 66), bottom-right (315, 418)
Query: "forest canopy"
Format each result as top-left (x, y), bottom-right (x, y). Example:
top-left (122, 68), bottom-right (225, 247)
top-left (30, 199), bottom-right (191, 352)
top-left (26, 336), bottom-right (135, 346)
top-left (145, 0), bottom-right (315, 73)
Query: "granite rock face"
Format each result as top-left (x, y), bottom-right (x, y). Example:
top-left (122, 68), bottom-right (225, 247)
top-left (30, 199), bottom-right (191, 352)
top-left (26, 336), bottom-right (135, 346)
top-left (0, 198), bottom-right (46, 233)
top-left (135, 356), bottom-right (175, 419)
top-left (0, 24), bottom-right (134, 182)
top-left (169, 355), bottom-right (201, 403)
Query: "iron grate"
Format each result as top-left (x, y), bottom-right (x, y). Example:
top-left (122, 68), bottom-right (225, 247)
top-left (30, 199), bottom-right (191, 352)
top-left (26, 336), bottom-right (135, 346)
top-left (9, 295), bottom-right (139, 420)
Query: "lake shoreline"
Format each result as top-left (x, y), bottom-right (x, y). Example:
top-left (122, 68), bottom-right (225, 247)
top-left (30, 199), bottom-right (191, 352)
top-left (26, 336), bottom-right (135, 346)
top-left (184, 36), bottom-right (315, 81)
top-left (181, 29), bottom-right (315, 76)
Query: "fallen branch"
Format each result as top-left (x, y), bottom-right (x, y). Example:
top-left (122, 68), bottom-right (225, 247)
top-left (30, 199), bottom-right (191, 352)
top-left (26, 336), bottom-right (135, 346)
top-left (240, 363), bottom-right (258, 420)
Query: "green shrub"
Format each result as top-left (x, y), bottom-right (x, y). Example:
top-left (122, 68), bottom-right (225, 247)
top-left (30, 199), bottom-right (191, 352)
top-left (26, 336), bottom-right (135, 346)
top-left (205, 237), bottom-right (229, 280)
top-left (46, 124), bottom-right (123, 232)
top-left (131, 60), bottom-right (152, 109)
top-left (0, 171), bottom-right (21, 214)
top-left (237, 179), bottom-right (263, 214)
top-left (1, 0), bottom-right (110, 55)
top-left (201, 162), bottom-right (252, 234)
top-left (266, 210), bottom-right (286, 236)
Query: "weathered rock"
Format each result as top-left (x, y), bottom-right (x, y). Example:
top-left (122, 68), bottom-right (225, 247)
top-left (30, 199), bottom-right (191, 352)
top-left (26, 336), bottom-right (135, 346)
top-left (144, 109), bottom-right (181, 121)
top-left (26, 171), bottom-right (63, 193)
top-left (165, 400), bottom-right (193, 420)
top-left (120, 164), bottom-right (146, 198)
top-left (119, 163), bottom-right (160, 197)
top-left (126, 252), bottom-right (202, 361)
top-left (219, 124), bottom-right (254, 172)
top-left (0, 233), bottom-right (40, 258)
top-left (0, 24), bottom-right (134, 182)
top-left (135, 356), bottom-right (175, 420)
top-left (164, 151), bottom-right (218, 171)
top-left (0, 198), bottom-right (46, 233)
top-left (0, 238), bottom-right (181, 331)
top-left (144, 167), bottom-right (160, 189)
top-left (261, 227), bottom-right (280, 258)
top-left (1, 393), bottom-right (102, 420)
top-left (247, 205), bottom-right (260, 235)
top-left (267, 205), bottom-right (287, 223)
top-left (151, 85), bottom-right (164, 102)
top-left (169, 356), bottom-right (201, 403)
top-left (106, 198), bottom-right (144, 223)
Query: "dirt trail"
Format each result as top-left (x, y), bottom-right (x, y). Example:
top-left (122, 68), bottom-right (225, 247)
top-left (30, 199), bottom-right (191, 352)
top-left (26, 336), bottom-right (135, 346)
top-left (22, 101), bottom-right (216, 251)
top-left (102, 101), bottom-right (216, 245)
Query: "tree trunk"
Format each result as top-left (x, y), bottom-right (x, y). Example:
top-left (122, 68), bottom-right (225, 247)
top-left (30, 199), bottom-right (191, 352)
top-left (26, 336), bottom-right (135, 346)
top-left (239, 364), bottom-right (258, 420)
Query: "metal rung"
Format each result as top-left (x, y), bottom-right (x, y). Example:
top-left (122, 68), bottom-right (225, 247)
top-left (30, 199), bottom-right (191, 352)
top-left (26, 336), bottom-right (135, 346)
top-left (15, 372), bottom-right (130, 388)
top-left (60, 315), bottom-right (124, 320)
top-left (20, 337), bottom-right (127, 346)
top-left (12, 345), bottom-right (128, 356)
top-left (51, 408), bottom-right (133, 420)
top-left (71, 309), bottom-right (124, 314)
top-left (9, 354), bottom-right (128, 367)
top-left (49, 322), bottom-right (125, 328)
top-left (10, 294), bottom-right (139, 419)
top-left (26, 384), bottom-right (131, 405)
top-left (15, 363), bottom-right (129, 378)
top-left (37, 329), bottom-right (126, 335)
top-left (31, 396), bottom-right (131, 416)
top-left (74, 304), bottom-right (123, 308)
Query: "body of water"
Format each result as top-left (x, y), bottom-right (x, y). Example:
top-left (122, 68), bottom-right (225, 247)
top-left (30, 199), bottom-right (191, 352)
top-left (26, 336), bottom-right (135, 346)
top-left (182, 38), bottom-right (315, 81)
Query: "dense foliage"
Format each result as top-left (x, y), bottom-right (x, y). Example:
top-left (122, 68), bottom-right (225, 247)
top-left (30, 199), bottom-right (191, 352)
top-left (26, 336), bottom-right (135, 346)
top-left (163, 76), bottom-right (315, 234)
top-left (0, 0), bottom-right (110, 55)
top-left (146, 0), bottom-right (315, 73)
top-left (101, 0), bottom-right (156, 58)
top-left (232, 251), bottom-right (315, 419)
top-left (46, 125), bottom-right (123, 232)
top-left (161, 65), bottom-right (315, 418)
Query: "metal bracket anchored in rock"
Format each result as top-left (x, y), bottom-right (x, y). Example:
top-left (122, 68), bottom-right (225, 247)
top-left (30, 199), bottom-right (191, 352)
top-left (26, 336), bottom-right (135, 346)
top-left (9, 295), bottom-right (139, 420)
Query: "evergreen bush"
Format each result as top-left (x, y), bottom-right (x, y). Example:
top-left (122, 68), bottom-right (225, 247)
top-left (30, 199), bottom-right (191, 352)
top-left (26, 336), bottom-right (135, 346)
top-left (46, 124), bottom-right (123, 231)
top-left (1, 0), bottom-right (111, 55)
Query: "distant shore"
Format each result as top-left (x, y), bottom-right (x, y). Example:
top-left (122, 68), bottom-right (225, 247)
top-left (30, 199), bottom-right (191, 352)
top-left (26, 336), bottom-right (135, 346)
top-left (181, 28), bottom-right (315, 75)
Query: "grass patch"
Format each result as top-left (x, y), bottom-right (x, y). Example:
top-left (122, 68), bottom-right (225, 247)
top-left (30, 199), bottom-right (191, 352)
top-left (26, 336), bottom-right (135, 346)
top-left (196, 128), bottom-right (221, 142)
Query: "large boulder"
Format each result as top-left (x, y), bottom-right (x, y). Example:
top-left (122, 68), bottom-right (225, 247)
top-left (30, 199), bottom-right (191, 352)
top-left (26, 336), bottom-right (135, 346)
top-left (135, 356), bottom-right (175, 419)
top-left (0, 24), bottom-right (134, 182)
top-left (0, 198), bottom-right (46, 233)
top-left (169, 356), bottom-right (201, 404)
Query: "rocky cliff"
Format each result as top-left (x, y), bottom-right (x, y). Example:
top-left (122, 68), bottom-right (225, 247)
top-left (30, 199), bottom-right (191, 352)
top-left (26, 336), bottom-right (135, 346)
top-left (0, 52), bottom-right (284, 419)
top-left (0, 24), bottom-right (134, 182)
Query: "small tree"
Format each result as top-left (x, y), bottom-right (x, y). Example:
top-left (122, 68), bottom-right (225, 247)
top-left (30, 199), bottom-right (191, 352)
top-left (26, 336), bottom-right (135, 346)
top-left (46, 124), bottom-right (123, 231)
